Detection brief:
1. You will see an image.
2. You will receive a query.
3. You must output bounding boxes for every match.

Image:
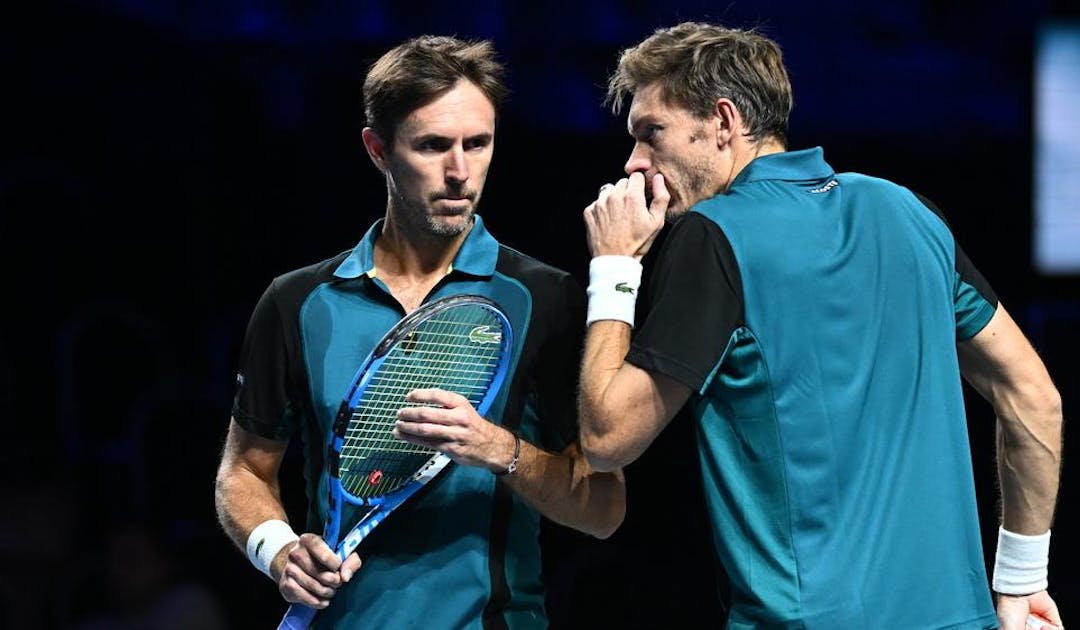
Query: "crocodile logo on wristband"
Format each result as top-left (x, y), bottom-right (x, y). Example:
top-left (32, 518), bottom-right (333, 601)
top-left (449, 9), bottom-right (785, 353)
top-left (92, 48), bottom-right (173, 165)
top-left (615, 282), bottom-right (635, 294)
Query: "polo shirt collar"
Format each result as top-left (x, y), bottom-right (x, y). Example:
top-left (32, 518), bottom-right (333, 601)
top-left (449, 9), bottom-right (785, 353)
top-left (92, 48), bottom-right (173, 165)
top-left (731, 146), bottom-right (834, 186)
top-left (333, 214), bottom-right (499, 279)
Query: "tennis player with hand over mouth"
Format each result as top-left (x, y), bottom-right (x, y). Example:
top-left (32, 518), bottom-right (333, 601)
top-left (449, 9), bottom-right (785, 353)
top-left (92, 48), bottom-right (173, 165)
top-left (579, 21), bottom-right (1064, 630)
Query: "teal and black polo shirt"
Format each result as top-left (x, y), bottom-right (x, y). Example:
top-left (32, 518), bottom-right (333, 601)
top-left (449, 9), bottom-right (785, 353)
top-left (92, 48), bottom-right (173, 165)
top-left (232, 215), bottom-right (582, 629)
top-left (628, 148), bottom-right (1000, 629)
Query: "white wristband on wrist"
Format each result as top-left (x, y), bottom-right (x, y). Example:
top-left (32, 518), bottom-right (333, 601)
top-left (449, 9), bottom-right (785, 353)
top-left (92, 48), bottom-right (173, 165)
top-left (992, 526), bottom-right (1050, 595)
top-left (587, 255), bottom-right (643, 327)
top-left (246, 519), bottom-right (299, 580)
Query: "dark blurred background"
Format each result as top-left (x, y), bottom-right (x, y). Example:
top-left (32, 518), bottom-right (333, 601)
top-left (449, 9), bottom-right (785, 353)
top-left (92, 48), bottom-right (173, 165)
top-left (2, 1), bottom-right (1077, 628)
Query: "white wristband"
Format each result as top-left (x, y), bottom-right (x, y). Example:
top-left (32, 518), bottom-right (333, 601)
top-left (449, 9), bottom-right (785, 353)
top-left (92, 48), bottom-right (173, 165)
top-left (246, 519), bottom-right (299, 580)
top-left (587, 255), bottom-right (643, 327)
top-left (992, 526), bottom-right (1050, 595)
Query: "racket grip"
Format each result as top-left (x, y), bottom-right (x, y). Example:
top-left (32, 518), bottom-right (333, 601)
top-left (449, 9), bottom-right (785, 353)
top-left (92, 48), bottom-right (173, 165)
top-left (278, 603), bottom-right (318, 630)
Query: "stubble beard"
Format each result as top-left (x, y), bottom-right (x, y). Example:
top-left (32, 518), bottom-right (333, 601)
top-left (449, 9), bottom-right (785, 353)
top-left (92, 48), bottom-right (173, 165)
top-left (664, 153), bottom-right (716, 220)
top-left (425, 205), bottom-right (476, 237)
top-left (390, 188), bottom-right (478, 239)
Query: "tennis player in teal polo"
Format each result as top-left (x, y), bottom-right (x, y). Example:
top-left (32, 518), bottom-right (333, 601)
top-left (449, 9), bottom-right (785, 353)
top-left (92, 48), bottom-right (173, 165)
top-left (579, 22), bottom-right (1064, 630)
top-left (215, 36), bottom-right (625, 629)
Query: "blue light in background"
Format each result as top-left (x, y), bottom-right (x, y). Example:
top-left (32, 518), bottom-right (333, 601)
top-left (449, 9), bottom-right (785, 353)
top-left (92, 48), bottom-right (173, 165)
top-left (1034, 22), bottom-right (1080, 274)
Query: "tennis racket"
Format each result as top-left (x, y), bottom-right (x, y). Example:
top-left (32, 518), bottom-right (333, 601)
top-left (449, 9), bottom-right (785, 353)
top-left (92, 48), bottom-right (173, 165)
top-left (277, 294), bottom-right (513, 630)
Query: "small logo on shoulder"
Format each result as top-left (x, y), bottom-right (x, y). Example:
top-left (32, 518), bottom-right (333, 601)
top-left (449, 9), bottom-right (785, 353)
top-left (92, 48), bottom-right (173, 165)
top-left (615, 282), bottom-right (635, 295)
top-left (468, 325), bottom-right (502, 344)
top-left (809, 179), bottom-right (839, 194)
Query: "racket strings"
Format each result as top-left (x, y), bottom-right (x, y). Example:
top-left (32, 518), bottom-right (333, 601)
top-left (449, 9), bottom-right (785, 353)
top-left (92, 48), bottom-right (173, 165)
top-left (339, 307), bottom-right (507, 499)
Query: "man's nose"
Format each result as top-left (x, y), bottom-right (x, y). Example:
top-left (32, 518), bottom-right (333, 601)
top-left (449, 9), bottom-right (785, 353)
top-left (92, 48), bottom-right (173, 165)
top-left (624, 144), bottom-right (650, 175)
top-left (446, 146), bottom-right (469, 184)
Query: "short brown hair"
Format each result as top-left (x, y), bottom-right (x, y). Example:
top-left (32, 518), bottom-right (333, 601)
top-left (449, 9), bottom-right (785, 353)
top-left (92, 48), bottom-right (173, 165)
top-left (363, 35), bottom-right (508, 146)
top-left (606, 22), bottom-right (792, 145)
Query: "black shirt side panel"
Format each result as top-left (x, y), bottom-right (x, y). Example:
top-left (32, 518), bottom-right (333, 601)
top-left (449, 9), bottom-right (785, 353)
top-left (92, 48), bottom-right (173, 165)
top-left (483, 246), bottom-right (584, 630)
top-left (494, 246), bottom-right (584, 448)
top-left (627, 212), bottom-right (745, 392)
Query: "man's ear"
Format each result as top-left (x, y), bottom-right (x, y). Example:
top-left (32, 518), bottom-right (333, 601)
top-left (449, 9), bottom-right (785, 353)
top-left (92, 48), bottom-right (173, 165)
top-left (713, 98), bottom-right (739, 148)
top-left (362, 127), bottom-right (389, 172)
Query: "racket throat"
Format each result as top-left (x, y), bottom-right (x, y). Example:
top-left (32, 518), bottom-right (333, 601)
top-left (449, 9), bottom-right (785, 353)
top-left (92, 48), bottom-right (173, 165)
top-left (338, 503), bottom-right (381, 558)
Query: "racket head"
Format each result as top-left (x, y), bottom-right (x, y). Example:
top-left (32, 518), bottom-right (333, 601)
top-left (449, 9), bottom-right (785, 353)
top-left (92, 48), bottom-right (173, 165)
top-left (330, 294), bottom-right (512, 505)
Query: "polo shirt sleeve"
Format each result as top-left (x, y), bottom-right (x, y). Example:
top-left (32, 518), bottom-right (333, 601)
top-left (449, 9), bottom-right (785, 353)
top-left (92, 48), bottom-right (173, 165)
top-left (911, 191), bottom-right (999, 340)
top-left (231, 278), bottom-right (303, 441)
top-left (953, 242), bottom-right (998, 340)
top-left (626, 212), bottom-right (744, 393)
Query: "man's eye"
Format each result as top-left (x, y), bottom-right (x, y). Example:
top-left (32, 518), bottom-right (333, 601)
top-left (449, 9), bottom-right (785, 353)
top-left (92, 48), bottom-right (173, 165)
top-left (420, 140), bottom-right (450, 152)
top-left (644, 125), bottom-right (661, 141)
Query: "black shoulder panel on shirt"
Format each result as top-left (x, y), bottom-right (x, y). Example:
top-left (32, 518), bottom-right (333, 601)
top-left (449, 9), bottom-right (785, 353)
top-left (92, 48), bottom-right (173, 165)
top-left (627, 212), bottom-right (745, 392)
top-left (910, 191), bottom-right (998, 308)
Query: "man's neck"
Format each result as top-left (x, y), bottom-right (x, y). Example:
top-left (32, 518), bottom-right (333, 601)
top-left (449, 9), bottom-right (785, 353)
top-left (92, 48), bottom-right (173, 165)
top-left (723, 136), bottom-right (786, 192)
top-left (735, 137), bottom-right (785, 174)
top-left (373, 212), bottom-right (472, 281)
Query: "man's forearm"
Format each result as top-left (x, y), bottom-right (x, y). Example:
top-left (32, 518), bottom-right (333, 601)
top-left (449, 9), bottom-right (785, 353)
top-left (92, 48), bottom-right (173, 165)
top-left (500, 439), bottom-right (625, 539)
top-left (215, 464), bottom-right (292, 549)
top-left (214, 420), bottom-right (299, 581)
top-left (578, 320), bottom-right (634, 469)
top-left (215, 463), bottom-right (301, 581)
top-left (995, 391), bottom-right (1063, 534)
top-left (958, 306), bottom-right (1064, 600)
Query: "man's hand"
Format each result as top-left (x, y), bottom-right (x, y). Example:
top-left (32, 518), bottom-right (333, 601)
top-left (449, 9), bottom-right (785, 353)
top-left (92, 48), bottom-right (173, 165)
top-left (275, 533), bottom-right (362, 609)
top-left (584, 172), bottom-right (668, 260)
top-left (997, 591), bottom-right (1064, 630)
top-left (395, 388), bottom-right (516, 472)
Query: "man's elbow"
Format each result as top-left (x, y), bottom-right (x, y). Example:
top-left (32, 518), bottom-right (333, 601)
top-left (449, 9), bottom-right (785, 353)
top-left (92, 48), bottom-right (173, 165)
top-left (1018, 379), bottom-right (1063, 432)
top-left (580, 431), bottom-right (627, 473)
top-left (1045, 383), bottom-right (1063, 421)
top-left (999, 379), bottom-right (1064, 456)
top-left (590, 507), bottom-right (625, 540)
top-left (581, 479), bottom-right (626, 540)
top-left (1035, 382), bottom-right (1064, 446)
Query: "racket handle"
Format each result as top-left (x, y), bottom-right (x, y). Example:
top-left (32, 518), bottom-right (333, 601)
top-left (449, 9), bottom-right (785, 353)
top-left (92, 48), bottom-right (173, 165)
top-left (278, 603), bottom-right (318, 630)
